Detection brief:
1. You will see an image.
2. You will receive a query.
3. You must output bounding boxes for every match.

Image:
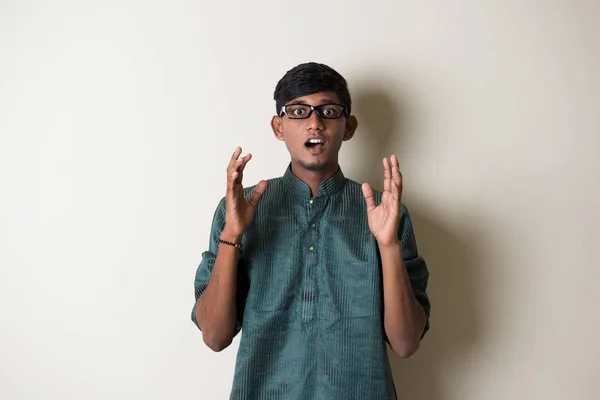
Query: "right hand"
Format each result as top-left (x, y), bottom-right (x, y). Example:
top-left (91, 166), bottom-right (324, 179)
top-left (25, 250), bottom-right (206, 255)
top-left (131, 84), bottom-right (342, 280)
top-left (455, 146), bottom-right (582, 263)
top-left (222, 146), bottom-right (268, 239)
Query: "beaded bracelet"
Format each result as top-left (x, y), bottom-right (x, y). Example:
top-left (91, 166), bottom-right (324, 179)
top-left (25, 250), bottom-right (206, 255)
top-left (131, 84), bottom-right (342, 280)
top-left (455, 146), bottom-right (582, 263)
top-left (218, 238), bottom-right (243, 249)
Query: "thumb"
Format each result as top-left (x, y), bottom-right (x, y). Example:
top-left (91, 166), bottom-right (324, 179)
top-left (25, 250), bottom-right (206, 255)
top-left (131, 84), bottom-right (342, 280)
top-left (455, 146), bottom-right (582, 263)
top-left (362, 183), bottom-right (376, 213)
top-left (248, 180), bottom-right (268, 207)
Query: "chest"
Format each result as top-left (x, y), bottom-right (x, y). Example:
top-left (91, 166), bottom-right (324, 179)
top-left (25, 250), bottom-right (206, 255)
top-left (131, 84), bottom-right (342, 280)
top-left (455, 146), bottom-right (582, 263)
top-left (240, 195), bottom-right (383, 319)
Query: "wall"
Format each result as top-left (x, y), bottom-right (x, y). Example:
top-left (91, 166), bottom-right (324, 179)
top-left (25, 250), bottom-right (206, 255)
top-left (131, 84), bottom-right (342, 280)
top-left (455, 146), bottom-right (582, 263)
top-left (1, 1), bottom-right (598, 399)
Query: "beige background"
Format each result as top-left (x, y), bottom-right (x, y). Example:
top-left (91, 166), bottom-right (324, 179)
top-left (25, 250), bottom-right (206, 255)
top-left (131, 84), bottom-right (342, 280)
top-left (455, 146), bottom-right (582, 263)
top-left (1, 0), bottom-right (599, 399)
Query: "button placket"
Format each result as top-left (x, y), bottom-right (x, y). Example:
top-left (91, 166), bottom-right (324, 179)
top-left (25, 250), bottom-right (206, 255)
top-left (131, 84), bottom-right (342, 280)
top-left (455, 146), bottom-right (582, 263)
top-left (299, 197), bottom-right (320, 322)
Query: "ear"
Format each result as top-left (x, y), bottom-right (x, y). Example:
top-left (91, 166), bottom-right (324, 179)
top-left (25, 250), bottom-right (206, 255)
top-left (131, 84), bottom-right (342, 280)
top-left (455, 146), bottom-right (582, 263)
top-left (271, 115), bottom-right (285, 141)
top-left (343, 115), bottom-right (358, 141)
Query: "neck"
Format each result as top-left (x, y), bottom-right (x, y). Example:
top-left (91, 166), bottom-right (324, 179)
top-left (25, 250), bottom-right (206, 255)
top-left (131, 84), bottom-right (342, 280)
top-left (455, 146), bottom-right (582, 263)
top-left (291, 160), bottom-right (339, 197)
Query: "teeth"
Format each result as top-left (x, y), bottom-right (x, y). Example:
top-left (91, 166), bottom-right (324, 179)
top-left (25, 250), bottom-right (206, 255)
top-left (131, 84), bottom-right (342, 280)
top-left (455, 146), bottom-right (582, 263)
top-left (308, 139), bottom-right (323, 143)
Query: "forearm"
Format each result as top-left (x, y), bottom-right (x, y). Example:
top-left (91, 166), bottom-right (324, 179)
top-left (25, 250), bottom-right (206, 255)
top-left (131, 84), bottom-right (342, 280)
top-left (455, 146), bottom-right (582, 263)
top-left (379, 242), bottom-right (426, 358)
top-left (195, 229), bottom-right (242, 351)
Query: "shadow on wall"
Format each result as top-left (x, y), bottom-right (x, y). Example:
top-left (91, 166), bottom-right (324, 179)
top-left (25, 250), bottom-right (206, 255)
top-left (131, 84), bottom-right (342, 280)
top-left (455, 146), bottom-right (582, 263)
top-left (347, 79), bottom-right (484, 400)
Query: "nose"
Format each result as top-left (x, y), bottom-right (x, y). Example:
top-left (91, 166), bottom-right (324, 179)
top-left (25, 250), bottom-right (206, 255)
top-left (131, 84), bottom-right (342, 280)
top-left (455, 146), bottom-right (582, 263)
top-left (306, 109), bottom-right (325, 131)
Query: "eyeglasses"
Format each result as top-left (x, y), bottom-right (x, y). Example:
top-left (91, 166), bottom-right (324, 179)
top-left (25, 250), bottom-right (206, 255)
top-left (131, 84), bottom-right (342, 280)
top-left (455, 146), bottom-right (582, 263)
top-left (279, 103), bottom-right (347, 119)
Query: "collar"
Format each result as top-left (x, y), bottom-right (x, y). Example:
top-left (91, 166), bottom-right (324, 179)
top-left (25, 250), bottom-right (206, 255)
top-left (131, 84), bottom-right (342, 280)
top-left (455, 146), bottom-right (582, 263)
top-left (283, 163), bottom-right (346, 198)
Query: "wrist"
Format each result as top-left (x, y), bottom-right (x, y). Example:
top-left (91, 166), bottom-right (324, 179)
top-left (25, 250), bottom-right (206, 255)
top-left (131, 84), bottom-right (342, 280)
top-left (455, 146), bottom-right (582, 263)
top-left (378, 240), bottom-right (405, 274)
top-left (377, 239), bottom-right (402, 252)
top-left (220, 227), bottom-right (243, 243)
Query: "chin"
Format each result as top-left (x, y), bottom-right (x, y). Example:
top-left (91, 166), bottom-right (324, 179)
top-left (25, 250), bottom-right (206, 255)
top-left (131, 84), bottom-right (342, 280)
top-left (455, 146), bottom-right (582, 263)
top-left (298, 159), bottom-right (329, 172)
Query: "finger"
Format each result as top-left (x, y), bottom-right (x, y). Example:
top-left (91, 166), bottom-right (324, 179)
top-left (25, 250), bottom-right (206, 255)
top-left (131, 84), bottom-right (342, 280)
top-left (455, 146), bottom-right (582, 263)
top-left (238, 153), bottom-right (253, 173)
top-left (248, 180), bottom-right (268, 207)
top-left (232, 153), bottom-right (252, 187)
top-left (362, 183), bottom-right (377, 213)
top-left (389, 154), bottom-right (399, 198)
top-left (391, 154), bottom-right (403, 200)
top-left (227, 169), bottom-right (240, 202)
top-left (228, 147), bottom-right (243, 171)
top-left (382, 157), bottom-right (391, 202)
top-left (390, 154), bottom-right (401, 184)
top-left (231, 151), bottom-right (252, 175)
top-left (231, 152), bottom-right (249, 172)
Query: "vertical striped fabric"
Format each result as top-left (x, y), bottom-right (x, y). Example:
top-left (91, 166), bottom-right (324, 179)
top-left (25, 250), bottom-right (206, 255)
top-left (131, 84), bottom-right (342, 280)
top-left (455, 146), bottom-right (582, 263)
top-left (192, 164), bottom-right (430, 400)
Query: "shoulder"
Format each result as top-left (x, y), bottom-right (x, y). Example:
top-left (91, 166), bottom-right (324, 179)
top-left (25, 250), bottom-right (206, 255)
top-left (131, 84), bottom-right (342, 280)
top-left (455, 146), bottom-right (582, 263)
top-left (342, 177), bottom-right (384, 203)
top-left (211, 176), bottom-right (286, 212)
top-left (343, 177), bottom-right (411, 216)
top-left (242, 176), bottom-right (285, 200)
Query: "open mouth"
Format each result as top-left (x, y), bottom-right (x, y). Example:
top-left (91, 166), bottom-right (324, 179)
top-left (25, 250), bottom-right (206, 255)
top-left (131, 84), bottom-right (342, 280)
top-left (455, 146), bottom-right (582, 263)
top-left (305, 138), bottom-right (325, 150)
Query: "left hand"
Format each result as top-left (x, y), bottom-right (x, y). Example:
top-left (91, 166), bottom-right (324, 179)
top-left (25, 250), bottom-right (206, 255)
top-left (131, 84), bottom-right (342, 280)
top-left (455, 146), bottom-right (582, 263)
top-left (362, 154), bottom-right (403, 247)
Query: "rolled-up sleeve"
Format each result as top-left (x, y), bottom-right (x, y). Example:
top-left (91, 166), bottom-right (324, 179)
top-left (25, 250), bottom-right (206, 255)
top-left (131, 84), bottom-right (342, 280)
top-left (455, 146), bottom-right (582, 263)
top-left (191, 197), bottom-right (246, 336)
top-left (398, 204), bottom-right (431, 338)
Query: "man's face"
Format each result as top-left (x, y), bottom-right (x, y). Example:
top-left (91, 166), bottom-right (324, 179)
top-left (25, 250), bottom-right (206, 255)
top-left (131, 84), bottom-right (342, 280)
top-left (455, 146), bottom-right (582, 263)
top-left (271, 91), bottom-right (358, 172)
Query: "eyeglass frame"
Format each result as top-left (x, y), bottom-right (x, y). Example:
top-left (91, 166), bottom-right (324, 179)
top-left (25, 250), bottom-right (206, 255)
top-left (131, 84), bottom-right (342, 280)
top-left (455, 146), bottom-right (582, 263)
top-left (279, 103), bottom-right (349, 120)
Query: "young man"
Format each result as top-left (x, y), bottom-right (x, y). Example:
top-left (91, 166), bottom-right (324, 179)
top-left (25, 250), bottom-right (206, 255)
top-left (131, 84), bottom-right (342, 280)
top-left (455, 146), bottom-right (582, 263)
top-left (191, 62), bottom-right (431, 399)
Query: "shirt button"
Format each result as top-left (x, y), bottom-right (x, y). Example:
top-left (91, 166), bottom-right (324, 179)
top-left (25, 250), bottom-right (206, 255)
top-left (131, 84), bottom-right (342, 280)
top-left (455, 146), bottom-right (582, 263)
top-left (309, 199), bottom-right (313, 204)
top-left (309, 246), bottom-right (314, 251)
top-left (311, 224), bottom-right (316, 228)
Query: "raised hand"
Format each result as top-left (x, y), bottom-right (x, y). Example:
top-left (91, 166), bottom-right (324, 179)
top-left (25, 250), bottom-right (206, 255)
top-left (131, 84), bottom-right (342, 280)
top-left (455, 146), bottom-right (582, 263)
top-left (361, 154), bottom-right (403, 247)
top-left (222, 147), bottom-right (268, 239)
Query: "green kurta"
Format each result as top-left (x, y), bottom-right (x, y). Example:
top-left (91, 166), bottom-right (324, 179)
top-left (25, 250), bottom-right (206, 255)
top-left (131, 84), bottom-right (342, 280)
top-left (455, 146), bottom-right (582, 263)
top-left (192, 164), bottom-right (431, 400)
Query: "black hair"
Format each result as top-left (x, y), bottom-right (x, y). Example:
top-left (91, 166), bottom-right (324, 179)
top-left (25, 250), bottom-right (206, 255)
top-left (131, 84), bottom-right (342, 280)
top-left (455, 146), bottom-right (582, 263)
top-left (273, 62), bottom-right (352, 115)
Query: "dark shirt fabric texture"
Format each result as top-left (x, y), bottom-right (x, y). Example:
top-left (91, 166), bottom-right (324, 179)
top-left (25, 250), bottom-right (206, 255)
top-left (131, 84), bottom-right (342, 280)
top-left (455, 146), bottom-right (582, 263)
top-left (192, 164), bottom-right (431, 400)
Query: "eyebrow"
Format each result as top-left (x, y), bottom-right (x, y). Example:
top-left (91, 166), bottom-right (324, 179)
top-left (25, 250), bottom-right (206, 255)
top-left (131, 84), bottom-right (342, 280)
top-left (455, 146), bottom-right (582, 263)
top-left (286, 99), bottom-right (339, 106)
